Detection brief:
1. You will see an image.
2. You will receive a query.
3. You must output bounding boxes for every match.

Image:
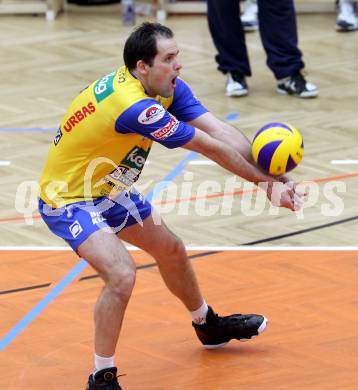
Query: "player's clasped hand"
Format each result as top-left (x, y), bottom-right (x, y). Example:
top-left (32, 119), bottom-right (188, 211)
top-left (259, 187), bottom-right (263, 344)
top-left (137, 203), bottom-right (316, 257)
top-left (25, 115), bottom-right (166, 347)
top-left (266, 181), bottom-right (307, 211)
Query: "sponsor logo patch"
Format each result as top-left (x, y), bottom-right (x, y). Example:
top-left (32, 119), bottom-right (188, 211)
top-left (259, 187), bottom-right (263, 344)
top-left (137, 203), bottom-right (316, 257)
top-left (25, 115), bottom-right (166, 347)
top-left (150, 116), bottom-right (179, 140)
top-left (138, 104), bottom-right (165, 124)
top-left (69, 220), bottom-right (83, 238)
top-left (62, 101), bottom-right (96, 133)
top-left (53, 128), bottom-right (63, 145)
top-left (94, 71), bottom-right (116, 103)
top-left (90, 211), bottom-right (105, 225)
top-left (122, 146), bottom-right (150, 170)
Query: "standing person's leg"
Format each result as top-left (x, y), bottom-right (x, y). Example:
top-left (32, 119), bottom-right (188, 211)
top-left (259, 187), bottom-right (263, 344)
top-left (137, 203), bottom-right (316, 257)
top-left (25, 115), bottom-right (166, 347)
top-left (118, 210), bottom-right (268, 349)
top-left (258, 0), bottom-right (318, 97)
top-left (207, 0), bottom-right (250, 76)
top-left (258, 0), bottom-right (303, 79)
top-left (207, 0), bottom-right (250, 96)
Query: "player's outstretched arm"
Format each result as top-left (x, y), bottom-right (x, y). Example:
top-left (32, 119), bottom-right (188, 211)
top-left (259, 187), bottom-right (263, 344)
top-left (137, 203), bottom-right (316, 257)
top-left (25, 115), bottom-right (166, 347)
top-left (183, 127), bottom-right (303, 211)
top-left (188, 112), bottom-right (253, 163)
top-left (184, 126), bottom-right (271, 185)
top-left (188, 112), bottom-right (297, 186)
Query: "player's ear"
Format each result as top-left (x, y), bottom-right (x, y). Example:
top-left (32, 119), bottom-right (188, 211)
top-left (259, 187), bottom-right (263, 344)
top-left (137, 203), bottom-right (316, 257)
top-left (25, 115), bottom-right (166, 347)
top-left (136, 60), bottom-right (150, 75)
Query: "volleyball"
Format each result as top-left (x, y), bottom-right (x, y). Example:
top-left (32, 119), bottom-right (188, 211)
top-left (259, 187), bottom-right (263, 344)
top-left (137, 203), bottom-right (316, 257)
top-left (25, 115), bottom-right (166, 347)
top-left (252, 122), bottom-right (304, 176)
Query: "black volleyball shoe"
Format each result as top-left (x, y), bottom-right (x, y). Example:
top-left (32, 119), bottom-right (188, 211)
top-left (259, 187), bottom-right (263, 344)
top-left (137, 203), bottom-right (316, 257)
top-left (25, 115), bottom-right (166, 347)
top-left (193, 306), bottom-right (268, 349)
top-left (86, 367), bottom-right (122, 390)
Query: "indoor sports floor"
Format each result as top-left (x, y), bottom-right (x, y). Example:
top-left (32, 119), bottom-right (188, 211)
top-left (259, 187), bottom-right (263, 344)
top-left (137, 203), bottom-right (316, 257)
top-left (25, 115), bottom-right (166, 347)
top-left (1, 249), bottom-right (357, 389)
top-left (0, 4), bottom-right (358, 389)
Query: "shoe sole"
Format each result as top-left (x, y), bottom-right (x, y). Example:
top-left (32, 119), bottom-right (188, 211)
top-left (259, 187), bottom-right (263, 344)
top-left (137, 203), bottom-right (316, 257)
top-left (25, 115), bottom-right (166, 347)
top-left (336, 25), bottom-right (358, 31)
top-left (225, 90), bottom-right (249, 97)
top-left (243, 25), bottom-right (258, 32)
top-left (276, 88), bottom-right (319, 98)
top-left (203, 342), bottom-right (228, 350)
top-left (202, 316), bottom-right (268, 349)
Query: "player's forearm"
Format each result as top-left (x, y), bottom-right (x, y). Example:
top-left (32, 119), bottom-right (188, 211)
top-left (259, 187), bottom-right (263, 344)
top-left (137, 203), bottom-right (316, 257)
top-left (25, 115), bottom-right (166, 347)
top-left (184, 131), bottom-right (273, 186)
top-left (206, 141), bottom-right (273, 186)
top-left (188, 113), bottom-right (254, 163)
top-left (209, 123), bottom-right (256, 166)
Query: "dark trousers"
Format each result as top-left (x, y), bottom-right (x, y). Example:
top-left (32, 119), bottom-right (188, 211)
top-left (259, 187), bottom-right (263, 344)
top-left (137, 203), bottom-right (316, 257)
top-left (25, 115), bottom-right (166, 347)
top-left (207, 0), bottom-right (305, 80)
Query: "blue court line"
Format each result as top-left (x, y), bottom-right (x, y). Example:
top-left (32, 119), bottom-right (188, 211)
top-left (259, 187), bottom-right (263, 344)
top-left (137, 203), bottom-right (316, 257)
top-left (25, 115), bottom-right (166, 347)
top-left (0, 127), bottom-right (58, 132)
top-left (225, 112), bottom-right (240, 121)
top-left (146, 151), bottom-right (198, 202)
top-left (0, 151), bottom-right (198, 352)
top-left (0, 260), bottom-right (88, 352)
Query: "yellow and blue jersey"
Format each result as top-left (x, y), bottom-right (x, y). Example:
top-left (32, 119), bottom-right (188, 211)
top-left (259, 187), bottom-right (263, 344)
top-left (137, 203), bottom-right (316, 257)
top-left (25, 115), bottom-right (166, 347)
top-left (39, 66), bottom-right (207, 207)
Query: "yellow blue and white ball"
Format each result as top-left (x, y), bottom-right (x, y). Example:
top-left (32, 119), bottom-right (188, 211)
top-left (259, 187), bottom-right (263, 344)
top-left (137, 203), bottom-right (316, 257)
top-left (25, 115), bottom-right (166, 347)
top-left (252, 122), bottom-right (304, 176)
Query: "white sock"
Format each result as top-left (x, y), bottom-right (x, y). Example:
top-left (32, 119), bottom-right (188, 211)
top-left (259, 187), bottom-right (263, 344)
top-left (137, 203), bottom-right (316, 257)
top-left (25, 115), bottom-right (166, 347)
top-left (93, 353), bottom-right (115, 375)
top-left (191, 301), bottom-right (209, 324)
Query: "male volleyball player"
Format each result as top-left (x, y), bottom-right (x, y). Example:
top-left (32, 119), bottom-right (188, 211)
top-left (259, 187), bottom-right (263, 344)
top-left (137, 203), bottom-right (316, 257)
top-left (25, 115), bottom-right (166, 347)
top-left (38, 23), bottom-right (304, 390)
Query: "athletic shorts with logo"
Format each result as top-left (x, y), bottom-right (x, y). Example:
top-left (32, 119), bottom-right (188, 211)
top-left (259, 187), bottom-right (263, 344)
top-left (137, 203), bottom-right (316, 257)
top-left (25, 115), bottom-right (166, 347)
top-left (38, 189), bottom-right (152, 251)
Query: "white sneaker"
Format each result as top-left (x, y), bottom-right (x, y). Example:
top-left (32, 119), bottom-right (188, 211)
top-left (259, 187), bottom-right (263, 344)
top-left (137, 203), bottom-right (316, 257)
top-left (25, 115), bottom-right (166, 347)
top-left (336, 0), bottom-right (358, 31)
top-left (241, 0), bottom-right (258, 32)
top-left (225, 73), bottom-right (249, 97)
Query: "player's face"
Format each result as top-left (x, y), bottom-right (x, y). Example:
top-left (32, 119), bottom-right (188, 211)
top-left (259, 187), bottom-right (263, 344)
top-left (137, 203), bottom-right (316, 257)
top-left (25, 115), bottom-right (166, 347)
top-left (147, 37), bottom-right (182, 98)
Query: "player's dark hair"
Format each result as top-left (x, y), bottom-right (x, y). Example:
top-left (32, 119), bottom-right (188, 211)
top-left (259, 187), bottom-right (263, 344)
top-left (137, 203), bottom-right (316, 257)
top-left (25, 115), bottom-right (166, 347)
top-left (123, 22), bottom-right (174, 70)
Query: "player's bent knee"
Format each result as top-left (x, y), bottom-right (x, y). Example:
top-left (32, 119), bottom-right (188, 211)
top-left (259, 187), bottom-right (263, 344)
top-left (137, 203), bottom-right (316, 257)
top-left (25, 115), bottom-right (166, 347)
top-left (169, 236), bottom-right (187, 262)
top-left (107, 268), bottom-right (136, 301)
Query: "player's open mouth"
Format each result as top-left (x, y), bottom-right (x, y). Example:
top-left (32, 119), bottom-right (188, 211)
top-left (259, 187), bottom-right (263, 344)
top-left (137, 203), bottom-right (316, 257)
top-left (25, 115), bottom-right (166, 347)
top-left (171, 76), bottom-right (177, 87)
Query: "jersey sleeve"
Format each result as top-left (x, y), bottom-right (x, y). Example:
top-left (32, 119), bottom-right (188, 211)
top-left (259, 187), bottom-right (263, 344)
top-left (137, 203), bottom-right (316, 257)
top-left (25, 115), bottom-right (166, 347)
top-left (115, 99), bottom-right (195, 149)
top-left (168, 78), bottom-right (208, 122)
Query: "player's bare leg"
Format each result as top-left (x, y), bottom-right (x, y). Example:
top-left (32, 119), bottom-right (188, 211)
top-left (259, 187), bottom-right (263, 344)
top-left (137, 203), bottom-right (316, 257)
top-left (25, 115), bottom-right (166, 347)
top-left (119, 210), bottom-right (267, 349)
top-left (77, 229), bottom-right (136, 357)
top-left (118, 210), bottom-right (204, 311)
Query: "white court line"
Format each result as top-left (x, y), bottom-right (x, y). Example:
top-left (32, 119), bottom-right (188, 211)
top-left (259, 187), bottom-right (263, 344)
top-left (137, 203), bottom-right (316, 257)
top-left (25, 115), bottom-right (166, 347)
top-left (0, 161), bottom-right (11, 166)
top-left (331, 160), bottom-right (358, 165)
top-left (189, 160), bottom-right (216, 165)
top-left (0, 246), bottom-right (358, 251)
